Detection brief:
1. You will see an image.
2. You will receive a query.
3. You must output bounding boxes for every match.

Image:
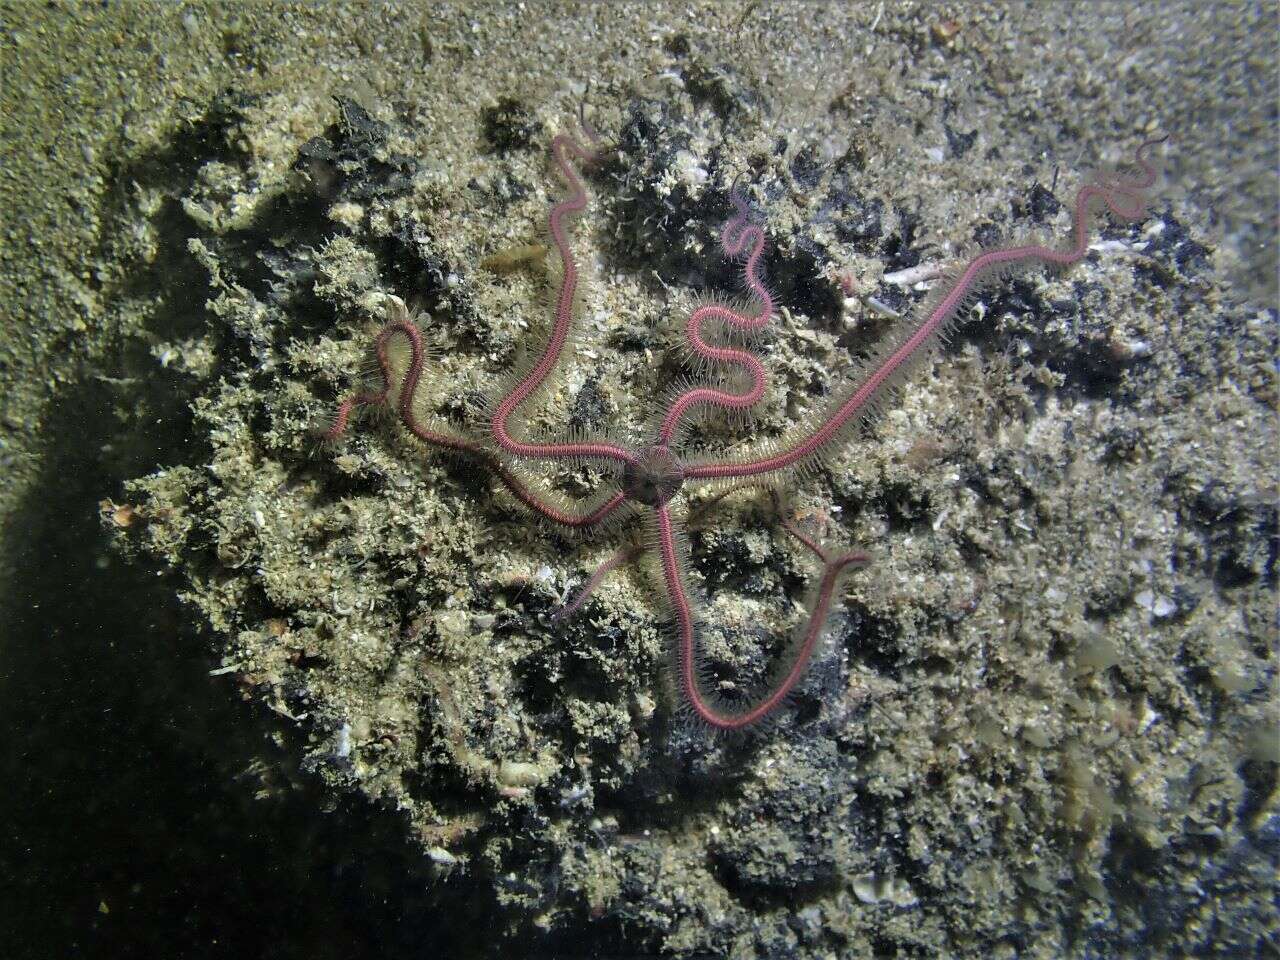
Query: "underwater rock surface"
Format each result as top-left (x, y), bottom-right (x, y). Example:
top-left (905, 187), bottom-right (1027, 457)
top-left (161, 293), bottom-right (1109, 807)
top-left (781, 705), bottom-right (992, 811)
top-left (7, 4), bottom-right (1271, 959)
top-left (108, 77), bottom-right (1276, 958)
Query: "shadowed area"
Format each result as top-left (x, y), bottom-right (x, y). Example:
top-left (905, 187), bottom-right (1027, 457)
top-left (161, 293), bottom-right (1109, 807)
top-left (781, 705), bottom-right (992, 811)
top-left (0, 373), bottom-right (495, 959)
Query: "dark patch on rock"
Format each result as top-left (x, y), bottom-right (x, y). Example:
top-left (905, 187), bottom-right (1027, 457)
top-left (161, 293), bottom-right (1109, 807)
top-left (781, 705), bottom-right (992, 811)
top-left (1135, 212), bottom-right (1213, 284)
top-left (480, 97), bottom-right (543, 154)
top-left (1085, 575), bottom-right (1136, 619)
top-left (944, 122), bottom-right (978, 159)
top-left (295, 97), bottom-right (417, 203)
top-left (972, 220), bottom-right (1004, 248)
top-left (1081, 815), bottom-right (1280, 958)
top-left (682, 61), bottom-right (763, 122)
top-left (881, 208), bottom-right (925, 271)
top-left (1016, 182), bottom-right (1062, 223)
top-left (790, 145), bottom-right (825, 192)
top-left (606, 99), bottom-right (841, 330)
top-left (1185, 480), bottom-right (1279, 589)
top-left (568, 375), bottom-right (610, 432)
top-left (814, 158), bottom-right (888, 255)
top-left (843, 601), bottom-right (903, 680)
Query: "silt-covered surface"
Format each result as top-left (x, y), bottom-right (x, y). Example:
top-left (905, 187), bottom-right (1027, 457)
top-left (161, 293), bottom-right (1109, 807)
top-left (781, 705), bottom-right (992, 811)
top-left (3, 3), bottom-right (1276, 958)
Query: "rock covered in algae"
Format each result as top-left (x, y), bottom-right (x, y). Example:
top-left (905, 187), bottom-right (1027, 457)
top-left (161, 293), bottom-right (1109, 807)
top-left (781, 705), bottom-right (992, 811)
top-left (102, 45), bottom-right (1276, 960)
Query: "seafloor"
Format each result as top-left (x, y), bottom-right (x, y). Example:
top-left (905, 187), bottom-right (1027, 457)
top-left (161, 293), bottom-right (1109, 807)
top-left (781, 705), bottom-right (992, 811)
top-left (1, 3), bottom-right (1276, 959)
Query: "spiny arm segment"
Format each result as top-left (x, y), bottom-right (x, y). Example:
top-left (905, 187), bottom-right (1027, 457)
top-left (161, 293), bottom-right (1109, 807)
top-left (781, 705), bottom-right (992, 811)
top-left (657, 193), bottom-right (776, 445)
top-left (488, 133), bottom-right (638, 468)
top-left (324, 302), bottom-right (627, 528)
top-left (656, 500), bottom-right (869, 732)
top-left (686, 136), bottom-right (1167, 482)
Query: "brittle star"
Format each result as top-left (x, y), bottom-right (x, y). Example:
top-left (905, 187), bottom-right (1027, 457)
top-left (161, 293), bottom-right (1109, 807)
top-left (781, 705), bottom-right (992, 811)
top-left (321, 125), bottom-right (1165, 732)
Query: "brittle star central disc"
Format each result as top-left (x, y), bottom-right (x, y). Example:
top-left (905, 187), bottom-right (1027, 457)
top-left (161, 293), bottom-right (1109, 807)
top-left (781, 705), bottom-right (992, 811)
top-left (621, 444), bottom-right (685, 507)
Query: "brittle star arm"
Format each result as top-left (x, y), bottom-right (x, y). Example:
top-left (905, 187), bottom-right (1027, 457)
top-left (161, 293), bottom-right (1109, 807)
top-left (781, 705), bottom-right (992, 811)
top-left (325, 310), bottom-right (627, 529)
top-left (655, 193), bottom-right (776, 446)
top-left (655, 502), bottom-right (869, 732)
top-left (552, 481), bottom-right (770, 621)
top-left (683, 137), bottom-right (1167, 483)
top-left (549, 542), bottom-right (645, 624)
top-left (493, 464), bottom-right (628, 528)
top-left (488, 132), bottom-right (638, 470)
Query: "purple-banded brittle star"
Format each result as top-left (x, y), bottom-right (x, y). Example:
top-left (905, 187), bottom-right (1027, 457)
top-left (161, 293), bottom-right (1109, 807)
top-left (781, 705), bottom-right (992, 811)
top-left (321, 125), bottom-right (1165, 732)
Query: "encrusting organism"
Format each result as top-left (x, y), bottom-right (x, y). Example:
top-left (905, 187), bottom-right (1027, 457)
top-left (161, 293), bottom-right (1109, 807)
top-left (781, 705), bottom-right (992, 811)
top-left (321, 123), bottom-right (1165, 732)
